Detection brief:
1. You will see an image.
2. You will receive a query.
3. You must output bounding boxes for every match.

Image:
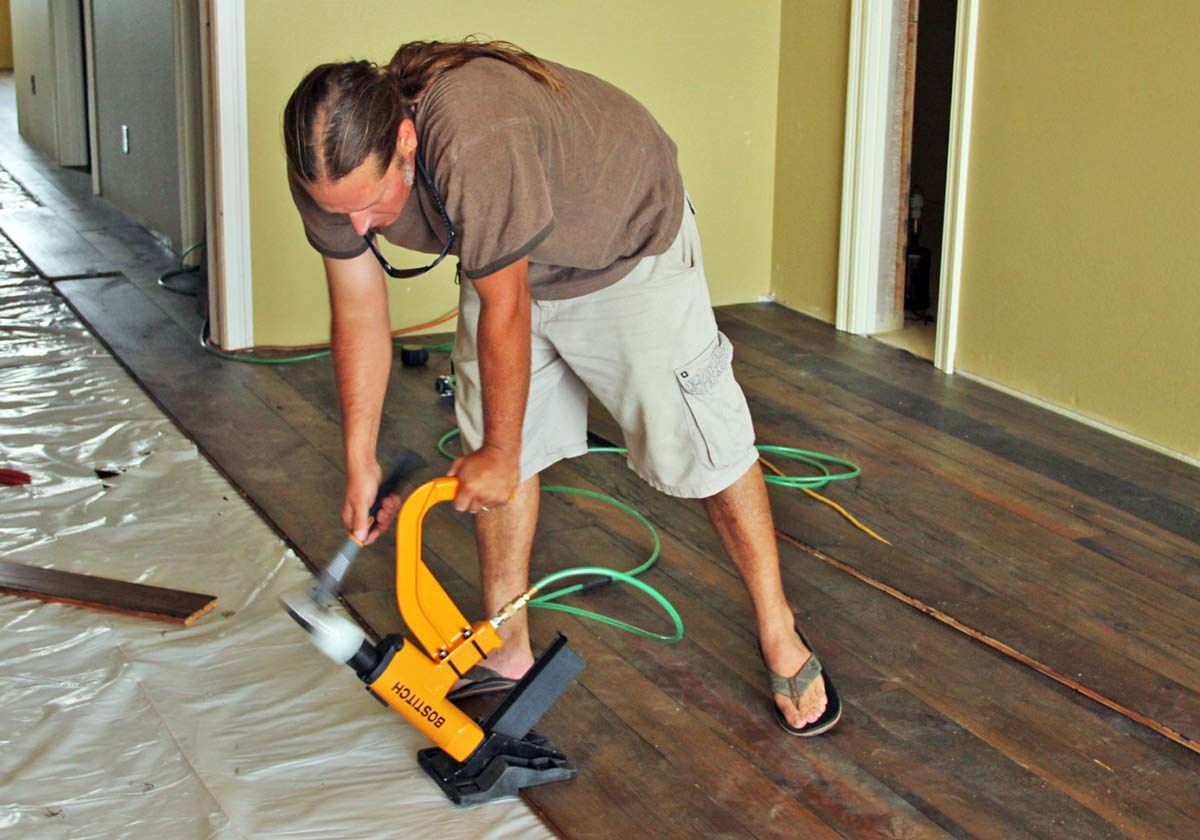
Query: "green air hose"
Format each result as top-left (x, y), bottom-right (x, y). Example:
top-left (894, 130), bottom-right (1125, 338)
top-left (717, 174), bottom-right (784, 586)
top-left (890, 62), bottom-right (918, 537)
top-left (530, 566), bottom-right (683, 642)
top-left (756, 445), bottom-right (860, 488)
top-left (156, 242), bottom-right (205, 293)
top-left (188, 277), bottom-right (870, 639)
top-left (436, 427), bottom-right (864, 644)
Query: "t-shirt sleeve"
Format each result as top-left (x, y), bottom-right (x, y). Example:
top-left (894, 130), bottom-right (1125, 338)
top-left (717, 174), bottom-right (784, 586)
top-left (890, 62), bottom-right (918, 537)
top-left (441, 121), bottom-right (555, 280)
top-left (287, 172), bottom-right (370, 259)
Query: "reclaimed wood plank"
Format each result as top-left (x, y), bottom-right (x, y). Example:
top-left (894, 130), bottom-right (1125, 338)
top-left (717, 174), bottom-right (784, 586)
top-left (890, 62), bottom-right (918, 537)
top-left (0, 207), bottom-right (120, 279)
top-left (0, 557), bottom-right (217, 624)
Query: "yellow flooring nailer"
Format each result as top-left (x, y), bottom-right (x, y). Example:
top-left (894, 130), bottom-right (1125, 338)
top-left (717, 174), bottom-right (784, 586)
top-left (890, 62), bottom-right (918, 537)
top-left (283, 455), bottom-right (588, 806)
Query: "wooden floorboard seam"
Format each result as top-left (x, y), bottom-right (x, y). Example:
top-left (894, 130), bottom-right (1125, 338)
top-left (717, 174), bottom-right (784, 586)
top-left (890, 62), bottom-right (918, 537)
top-left (774, 530), bottom-right (1200, 756)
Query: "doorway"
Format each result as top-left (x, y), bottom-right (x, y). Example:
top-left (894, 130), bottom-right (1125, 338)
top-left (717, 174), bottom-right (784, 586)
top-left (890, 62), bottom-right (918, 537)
top-left (835, 0), bottom-right (980, 373)
top-left (874, 0), bottom-right (957, 361)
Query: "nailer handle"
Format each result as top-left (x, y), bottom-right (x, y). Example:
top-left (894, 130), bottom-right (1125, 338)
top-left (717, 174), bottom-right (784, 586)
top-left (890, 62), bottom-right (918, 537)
top-left (395, 477), bottom-right (470, 659)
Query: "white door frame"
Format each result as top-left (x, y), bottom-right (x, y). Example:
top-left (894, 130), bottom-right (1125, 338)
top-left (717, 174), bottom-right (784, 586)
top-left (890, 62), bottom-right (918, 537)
top-left (933, 0), bottom-right (980, 373)
top-left (835, 0), bottom-right (894, 337)
top-left (80, 0), bottom-right (101, 194)
top-left (204, 0), bottom-right (254, 350)
top-left (836, 0), bottom-right (980, 373)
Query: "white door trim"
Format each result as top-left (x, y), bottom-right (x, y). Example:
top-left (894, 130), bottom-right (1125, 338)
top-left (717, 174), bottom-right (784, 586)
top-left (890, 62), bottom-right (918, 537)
top-left (80, 0), bottom-right (101, 194)
top-left (835, 0), bottom-right (895, 335)
top-left (837, 0), bottom-right (979, 373)
top-left (208, 0), bottom-right (253, 350)
top-left (933, 0), bottom-right (979, 373)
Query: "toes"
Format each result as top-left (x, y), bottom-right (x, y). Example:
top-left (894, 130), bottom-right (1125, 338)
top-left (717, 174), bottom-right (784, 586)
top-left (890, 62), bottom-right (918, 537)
top-left (775, 700), bottom-right (803, 728)
top-left (776, 680), bottom-right (828, 728)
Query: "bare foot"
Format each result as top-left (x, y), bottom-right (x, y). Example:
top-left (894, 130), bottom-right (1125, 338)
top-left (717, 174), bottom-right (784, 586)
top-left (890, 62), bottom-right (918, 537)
top-left (761, 627), bottom-right (827, 729)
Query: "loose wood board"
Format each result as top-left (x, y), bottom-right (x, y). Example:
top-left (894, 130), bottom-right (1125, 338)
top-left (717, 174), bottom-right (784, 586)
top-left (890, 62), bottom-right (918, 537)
top-left (0, 558), bottom-right (217, 625)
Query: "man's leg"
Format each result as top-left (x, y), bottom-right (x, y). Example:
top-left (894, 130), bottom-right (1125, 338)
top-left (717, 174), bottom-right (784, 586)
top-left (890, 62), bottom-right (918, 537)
top-left (450, 275), bottom-right (587, 684)
top-left (471, 472), bottom-right (541, 679)
top-left (702, 460), bottom-right (827, 729)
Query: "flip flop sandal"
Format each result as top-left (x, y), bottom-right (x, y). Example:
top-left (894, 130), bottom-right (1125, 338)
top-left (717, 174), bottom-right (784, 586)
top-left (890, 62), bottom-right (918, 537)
top-left (762, 624), bottom-right (843, 737)
top-left (446, 665), bottom-right (518, 702)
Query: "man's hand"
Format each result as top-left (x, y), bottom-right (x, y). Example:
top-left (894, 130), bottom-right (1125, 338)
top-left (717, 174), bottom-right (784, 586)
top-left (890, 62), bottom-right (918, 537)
top-left (447, 445), bottom-right (520, 514)
top-left (342, 461), bottom-right (400, 544)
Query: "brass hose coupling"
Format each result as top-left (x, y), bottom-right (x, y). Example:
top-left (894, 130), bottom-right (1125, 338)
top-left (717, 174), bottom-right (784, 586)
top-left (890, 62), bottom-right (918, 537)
top-left (490, 586), bottom-right (539, 628)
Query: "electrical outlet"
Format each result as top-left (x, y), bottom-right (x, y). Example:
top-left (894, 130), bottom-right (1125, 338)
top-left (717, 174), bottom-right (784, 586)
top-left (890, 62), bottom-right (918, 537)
top-left (121, 125), bottom-right (130, 155)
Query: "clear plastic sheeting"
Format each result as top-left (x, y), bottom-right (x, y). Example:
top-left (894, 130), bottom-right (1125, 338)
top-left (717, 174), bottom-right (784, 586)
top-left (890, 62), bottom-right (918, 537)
top-left (0, 235), bottom-right (553, 839)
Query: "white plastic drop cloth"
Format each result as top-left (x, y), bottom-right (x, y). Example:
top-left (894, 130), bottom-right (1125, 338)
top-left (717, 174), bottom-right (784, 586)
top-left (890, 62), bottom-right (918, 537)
top-left (0, 233), bottom-right (552, 839)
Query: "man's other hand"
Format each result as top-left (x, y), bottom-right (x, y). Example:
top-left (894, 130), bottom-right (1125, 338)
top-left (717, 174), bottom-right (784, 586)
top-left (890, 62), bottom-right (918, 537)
top-left (447, 445), bottom-right (520, 514)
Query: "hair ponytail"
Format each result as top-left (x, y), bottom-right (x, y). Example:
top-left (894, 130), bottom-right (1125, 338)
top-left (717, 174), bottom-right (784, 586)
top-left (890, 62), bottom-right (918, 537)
top-left (284, 37), bottom-right (562, 185)
top-left (385, 37), bottom-right (563, 99)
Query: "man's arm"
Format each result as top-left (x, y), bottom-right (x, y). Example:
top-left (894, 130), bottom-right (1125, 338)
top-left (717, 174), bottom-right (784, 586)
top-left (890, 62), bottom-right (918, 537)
top-left (448, 257), bottom-right (532, 513)
top-left (324, 250), bottom-right (393, 541)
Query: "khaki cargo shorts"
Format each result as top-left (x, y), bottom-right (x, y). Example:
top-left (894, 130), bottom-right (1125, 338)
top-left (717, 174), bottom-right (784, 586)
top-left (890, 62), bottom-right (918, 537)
top-left (450, 200), bottom-right (758, 498)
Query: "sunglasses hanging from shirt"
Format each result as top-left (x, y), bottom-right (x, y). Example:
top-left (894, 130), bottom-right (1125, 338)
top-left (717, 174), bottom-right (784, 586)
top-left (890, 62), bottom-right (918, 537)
top-left (363, 145), bottom-right (457, 279)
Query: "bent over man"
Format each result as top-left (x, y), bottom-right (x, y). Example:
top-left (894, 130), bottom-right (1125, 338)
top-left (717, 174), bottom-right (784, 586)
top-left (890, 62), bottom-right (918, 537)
top-left (284, 39), bottom-right (839, 735)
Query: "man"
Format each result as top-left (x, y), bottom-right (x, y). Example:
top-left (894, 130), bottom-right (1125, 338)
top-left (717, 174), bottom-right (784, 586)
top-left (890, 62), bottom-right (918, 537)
top-left (284, 38), bottom-right (839, 735)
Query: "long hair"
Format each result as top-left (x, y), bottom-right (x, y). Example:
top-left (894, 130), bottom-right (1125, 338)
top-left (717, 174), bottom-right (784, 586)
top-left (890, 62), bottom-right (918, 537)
top-left (284, 38), bottom-right (563, 184)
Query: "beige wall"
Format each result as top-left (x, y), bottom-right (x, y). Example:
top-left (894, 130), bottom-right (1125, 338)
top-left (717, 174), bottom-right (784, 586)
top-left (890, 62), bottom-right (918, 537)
top-left (245, 1), bottom-right (782, 347)
top-left (0, 0), bottom-right (14, 70)
top-left (770, 0), bottom-right (850, 322)
top-left (10, 0), bottom-right (57, 159)
top-left (92, 1), bottom-right (183, 248)
top-left (10, 0), bottom-right (86, 166)
top-left (956, 1), bottom-right (1200, 458)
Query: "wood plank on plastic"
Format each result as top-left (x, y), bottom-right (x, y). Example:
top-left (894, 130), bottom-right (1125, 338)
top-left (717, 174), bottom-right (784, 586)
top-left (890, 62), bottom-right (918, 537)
top-left (0, 558), bottom-right (217, 624)
top-left (0, 207), bottom-right (120, 279)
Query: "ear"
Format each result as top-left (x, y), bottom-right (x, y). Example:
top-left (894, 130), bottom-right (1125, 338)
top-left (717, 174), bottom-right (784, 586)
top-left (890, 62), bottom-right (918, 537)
top-left (397, 117), bottom-right (418, 159)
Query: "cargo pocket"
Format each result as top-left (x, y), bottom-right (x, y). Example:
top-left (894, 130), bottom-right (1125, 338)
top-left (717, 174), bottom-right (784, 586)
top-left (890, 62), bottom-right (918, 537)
top-left (674, 332), bottom-right (756, 470)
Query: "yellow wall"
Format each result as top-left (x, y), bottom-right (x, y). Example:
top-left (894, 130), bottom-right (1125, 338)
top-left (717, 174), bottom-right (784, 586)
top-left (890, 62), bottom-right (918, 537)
top-left (956, 1), bottom-right (1200, 458)
top-left (245, 1), bottom-right (1197, 459)
top-left (770, 0), bottom-right (850, 321)
top-left (245, 1), bottom-right (781, 347)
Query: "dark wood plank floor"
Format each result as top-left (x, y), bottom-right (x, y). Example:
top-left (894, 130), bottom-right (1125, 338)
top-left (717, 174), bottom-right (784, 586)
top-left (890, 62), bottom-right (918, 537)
top-left (7, 73), bottom-right (1199, 839)
top-left (53, 272), bottom-right (1200, 838)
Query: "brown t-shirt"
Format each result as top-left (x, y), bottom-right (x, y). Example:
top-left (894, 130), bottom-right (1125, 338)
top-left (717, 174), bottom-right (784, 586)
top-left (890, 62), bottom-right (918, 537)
top-left (289, 57), bottom-right (684, 300)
